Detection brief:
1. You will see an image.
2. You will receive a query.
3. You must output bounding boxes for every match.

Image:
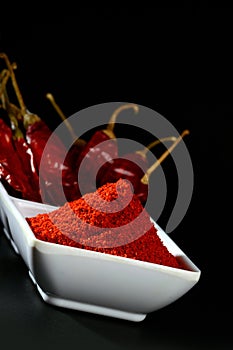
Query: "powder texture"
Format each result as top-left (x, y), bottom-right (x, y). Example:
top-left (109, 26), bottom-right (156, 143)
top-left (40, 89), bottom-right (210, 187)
top-left (26, 179), bottom-right (182, 269)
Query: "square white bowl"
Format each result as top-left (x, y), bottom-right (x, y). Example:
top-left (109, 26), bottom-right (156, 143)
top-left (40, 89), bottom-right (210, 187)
top-left (0, 182), bottom-right (200, 322)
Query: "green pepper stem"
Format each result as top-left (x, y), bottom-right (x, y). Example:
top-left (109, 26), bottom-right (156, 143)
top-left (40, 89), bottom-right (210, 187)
top-left (140, 130), bottom-right (190, 185)
top-left (136, 136), bottom-right (177, 158)
top-left (106, 103), bottom-right (139, 135)
top-left (0, 53), bottom-right (26, 114)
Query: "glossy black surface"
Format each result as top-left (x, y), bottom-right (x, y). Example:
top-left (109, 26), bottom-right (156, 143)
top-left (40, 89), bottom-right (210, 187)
top-left (0, 5), bottom-right (232, 349)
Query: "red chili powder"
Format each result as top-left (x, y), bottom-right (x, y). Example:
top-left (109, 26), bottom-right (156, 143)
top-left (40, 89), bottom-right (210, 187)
top-left (26, 179), bottom-right (184, 269)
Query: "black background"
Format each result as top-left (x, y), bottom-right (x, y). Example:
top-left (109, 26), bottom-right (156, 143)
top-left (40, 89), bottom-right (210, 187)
top-left (0, 4), bottom-right (232, 350)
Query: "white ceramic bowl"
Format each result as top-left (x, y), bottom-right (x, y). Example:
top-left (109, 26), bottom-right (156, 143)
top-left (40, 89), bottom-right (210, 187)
top-left (0, 182), bottom-right (200, 322)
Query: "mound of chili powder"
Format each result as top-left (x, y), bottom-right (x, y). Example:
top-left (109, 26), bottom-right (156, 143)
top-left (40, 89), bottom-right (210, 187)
top-left (26, 179), bottom-right (183, 269)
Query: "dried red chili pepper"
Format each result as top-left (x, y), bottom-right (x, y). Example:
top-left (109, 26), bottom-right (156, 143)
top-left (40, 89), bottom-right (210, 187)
top-left (0, 163), bottom-right (22, 197)
top-left (1, 76), bottom-right (42, 202)
top-left (10, 118), bottom-right (42, 202)
top-left (0, 108), bottom-right (23, 198)
top-left (96, 136), bottom-right (177, 196)
top-left (97, 131), bottom-right (189, 204)
top-left (24, 114), bottom-right (82, 204)
top-left (26, 178), bottom-right (183, 269)
top-left (0, 116), bottom-right (34, 199)
top-left (0, 65), bottom-right (22, 196)
top-left (0, 53), bottom-right (81, 205)
top-left (76, 103), bottom-right (139, 195)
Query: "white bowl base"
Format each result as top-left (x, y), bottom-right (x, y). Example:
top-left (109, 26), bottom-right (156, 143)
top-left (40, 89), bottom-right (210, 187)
top-left (28, 270), bottom-right (146, 322)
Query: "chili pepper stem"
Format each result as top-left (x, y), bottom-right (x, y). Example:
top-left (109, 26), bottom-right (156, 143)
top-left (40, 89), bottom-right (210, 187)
top-left (0, 53), bottom-right (26, 114)
top-left (140, 130), bottom-right (190, 185)
top-left (46, 93), bottom-right (76, 140)
top-left (46, 92), bottom-right (86, 147)
top-left (0, 69), bottom-right (11, 98)
top-left (105, 103), bottom-right (139, 137)
top-left (0, 71), bottom-right (24, 122)
top-left (136, 136), bottom-right (177, 159)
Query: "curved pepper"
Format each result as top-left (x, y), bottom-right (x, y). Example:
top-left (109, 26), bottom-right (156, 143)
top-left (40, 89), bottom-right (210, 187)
top-left (0, 163), bottom-right (23, 197)
top-left (96, 136), bottom-right (177, 191)
top-left (25, 114), bottom-right (82, 205)
top-left (1, 77), bottom-right (42, 202)
top-left (97, 132), bottom-right (189, 204)
top-left (76, 103), bottom-right (139, 195)
top-left (0, 117), bottom-right (35, 200)
top-left (10, 115), bottom-right (42, 202)
top-left (0, 53), bottom-right (81, 205)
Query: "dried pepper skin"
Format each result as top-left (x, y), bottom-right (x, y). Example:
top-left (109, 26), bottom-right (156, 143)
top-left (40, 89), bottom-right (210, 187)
top-left (64, 142), bottom-right (85, 174)
top-left (25, 121), bottom-right (52, 167)
top-left (97, 153), bottom-right (149, 204)
top-left (13, 131), bottom-right (42, 202)
top-left (96, 137), bottom-right (178, 205)
top-left (75, 130), bottom-right (118, 195)
top-left (0, 118), bottom-right (36, 200)
top-left (25, 119), bottom-right (81, 205)
top-left (0, 103), bottom-right (41, 201)
top-left (0, 163), bottom-right (23, 197)
top-left (75, 104), bottom-right (139, 196)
